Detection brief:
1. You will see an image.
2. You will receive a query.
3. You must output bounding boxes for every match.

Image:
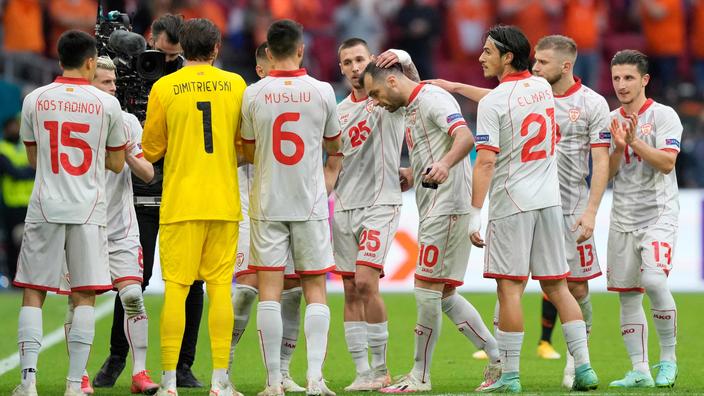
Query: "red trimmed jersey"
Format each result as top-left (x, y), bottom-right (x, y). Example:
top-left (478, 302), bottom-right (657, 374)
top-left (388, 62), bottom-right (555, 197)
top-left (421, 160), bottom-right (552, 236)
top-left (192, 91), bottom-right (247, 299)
top-left (475, 71), bottom-right (560, 220)
top-left (334, 92), bottom-right (404, 211)
top-left (240, 69), bottom-right (341, 221)
top-left (19, 76), bottom-right (126, 225)
top-left (405, 83), bottom-right (472, 219)
top-left (609, 99), bottom-right (681, 232)
top-left (554, 78), bottom-right (611, 215)
top-left (106, 111), bottom-right (142, 240)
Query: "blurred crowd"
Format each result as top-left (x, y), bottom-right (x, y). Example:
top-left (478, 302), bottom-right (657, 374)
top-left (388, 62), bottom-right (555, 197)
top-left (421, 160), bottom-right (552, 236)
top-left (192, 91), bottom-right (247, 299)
top-left (0, 0), bottom-right (703, 188)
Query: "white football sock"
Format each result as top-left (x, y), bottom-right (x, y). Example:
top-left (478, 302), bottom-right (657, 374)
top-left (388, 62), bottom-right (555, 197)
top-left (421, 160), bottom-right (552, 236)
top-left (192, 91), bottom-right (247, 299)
top-left (67, 306), bottom-right (95, 387)
top-left (211, 368), bottom-right (229, 385)
top-left (280, 287), bottom-right (302, 375)
top-left (18, 306), bottom-right (42, 387)
top-left (344, 321), bottom-right (369, 374)
top-left (578, 295), bottom-right (593, 336)
top-left (441, 293), bottom-right (500, 364)
top-left (496, 329), bottom-right (523, 375)
top-left (619, 292), bottom-right (649, 373)
top-left (411, 288), bottom-right (442, 383)
top-left (257, 301), bottom-right (283, 387)
top-left (161, 370), bottom-right (176, 388)
top-left (367, 321), bottom-right (389, 371)
top-left (642, 270), bottom-right (677, 362)
top-left (305, 303), bottom-right (330, 380)
top-left (120, 284), bottom-right (149, 374)
top-left (562, 320), bottom-right (590, 366)
top-left (230, 284), bottom-right (258, 370)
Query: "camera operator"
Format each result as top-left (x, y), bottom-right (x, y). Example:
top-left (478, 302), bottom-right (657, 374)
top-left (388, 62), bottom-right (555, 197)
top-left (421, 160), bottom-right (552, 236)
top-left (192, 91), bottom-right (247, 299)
top-left (93, 13), bottom-right (207, 390)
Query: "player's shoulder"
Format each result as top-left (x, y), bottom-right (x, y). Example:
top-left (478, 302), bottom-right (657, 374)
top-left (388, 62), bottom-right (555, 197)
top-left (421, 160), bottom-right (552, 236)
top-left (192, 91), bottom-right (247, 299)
top-left (421, 83), bottom-right (453, 101)
top-left (84, 85), bottom-right (121, 108)
top-left (303, 75), bottom-right (335, 95)
top-left (649, 100), bottom-right (681, 124)
top-left (121, 111), bottom-right (140, 126)
top-left (215, 68), bottom-right (247, 86)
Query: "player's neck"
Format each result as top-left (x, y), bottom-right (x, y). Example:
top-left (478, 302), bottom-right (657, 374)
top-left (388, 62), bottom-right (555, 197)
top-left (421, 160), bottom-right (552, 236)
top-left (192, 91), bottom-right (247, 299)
top-left (551, 75), bottom-right (577, 96)
top-left (622, 94), bottom-right (648, 115)
top-left (62, 69), bottom-right (90, 81)
top-left (351, 87), bottom-right (368, 101)
top-left (272, 59), bottom-right (301, 71)
top-left (185, 59), bottom-right (212, 67)
top-left (402, 81), bottom-right (419, 106)
top-left (497, 66), bottom-right (520, 82)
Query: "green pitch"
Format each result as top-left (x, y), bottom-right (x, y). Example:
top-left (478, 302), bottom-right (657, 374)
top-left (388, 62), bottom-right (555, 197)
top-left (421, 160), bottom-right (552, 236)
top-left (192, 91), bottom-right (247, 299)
top-left (0, 292), bottom-right (703, 394)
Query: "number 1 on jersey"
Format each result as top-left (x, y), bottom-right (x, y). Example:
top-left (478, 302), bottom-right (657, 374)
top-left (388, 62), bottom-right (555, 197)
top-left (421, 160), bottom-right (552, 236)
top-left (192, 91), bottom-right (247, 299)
top-left (197, 101), bottom-right (213, 153)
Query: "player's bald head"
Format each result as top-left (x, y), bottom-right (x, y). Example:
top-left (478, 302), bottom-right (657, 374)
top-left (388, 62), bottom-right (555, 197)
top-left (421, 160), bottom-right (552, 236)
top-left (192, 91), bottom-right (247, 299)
top-left (535, 35), bottom-right (577, 62)
top-left (359, 62), bottom-right (403, 89)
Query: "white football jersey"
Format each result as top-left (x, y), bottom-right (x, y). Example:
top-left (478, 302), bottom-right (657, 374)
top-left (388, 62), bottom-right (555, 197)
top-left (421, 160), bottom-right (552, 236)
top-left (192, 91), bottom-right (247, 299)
top-left (609, 99), bottom-right (681, 232)
top-left (241, 69), bottom-right (341, 221)
top-left (554, 78), bottom-right (611, 215)
top-left (334, 92), bottom-right (404, 211)
top-left (475, 71), bottom-right (561, 221)
top-left (238, 163), bottom-right (254, 222)
top-left (20, 76), bottom-right (126, 225)
top-left (405, 83), bottom-right (472, 219)
top-left (106, 111), bottom-right (142, 240)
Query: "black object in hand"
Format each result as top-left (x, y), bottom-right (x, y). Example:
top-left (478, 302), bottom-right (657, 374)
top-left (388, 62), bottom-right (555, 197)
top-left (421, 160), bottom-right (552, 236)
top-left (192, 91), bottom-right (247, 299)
top-left (421, 167), bottom-right (438, 189)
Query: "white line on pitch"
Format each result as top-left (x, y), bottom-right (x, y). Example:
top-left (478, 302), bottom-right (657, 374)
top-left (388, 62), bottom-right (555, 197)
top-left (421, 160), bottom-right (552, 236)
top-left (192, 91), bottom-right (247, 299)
top-left (0, 299), bottom-right (114, 377)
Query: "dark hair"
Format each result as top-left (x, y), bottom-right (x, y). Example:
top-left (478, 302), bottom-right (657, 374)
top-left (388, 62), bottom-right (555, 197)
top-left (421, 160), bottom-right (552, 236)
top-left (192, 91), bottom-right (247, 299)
top-left (611, 49), bottom-right (649, 75)
top-left (267, 19), bottom-right (303, 59)
top-left (485, 25), bottom-right (531, 71)
top-left (255, 42), bottom-right (268, 61)
top-left (359, 62), bottom-right (403, 89)
top-left (179, 18), bottom-right (221, 61)
top-left (151, 14), bottom-right (184, 44)
top-left (57, 30), bottom-right (97, 69)
top-left (338, 37), bottom-right (370, 56)
top-left (535, 35), bottom-right (577, 59)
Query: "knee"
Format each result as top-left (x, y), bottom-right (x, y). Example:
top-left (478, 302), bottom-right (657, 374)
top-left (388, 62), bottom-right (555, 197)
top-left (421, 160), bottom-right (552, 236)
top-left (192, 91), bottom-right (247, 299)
top-left (568, 281), bottom-right (588, 301)
top-left (354, 277), bottom-right (377, 297)
top-left (119, 283), bottom-right (145, 317)
top-left (641, 270), bottom-right (667, 293)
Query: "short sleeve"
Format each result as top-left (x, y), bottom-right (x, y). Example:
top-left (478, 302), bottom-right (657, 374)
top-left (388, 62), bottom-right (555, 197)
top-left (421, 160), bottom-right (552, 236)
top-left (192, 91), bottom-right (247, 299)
top-left (240, 89), bottom-right (255, 142)
top-left (428, 90), bottom-right (468, 137)
top-left (588, 95), bottom-right (611, 148)
top-left (106, 98), bottom-right (127, 151)
top-left (654, 106), bottom-right (683, 153)
top-left (125, 113), bottom-right (144, 158)
top-left (323, 84), bottom-right (341, 140)
top-left (475, 96), bottom-right (501, 153)
top-left (19, 94), bottom-right (36, 145)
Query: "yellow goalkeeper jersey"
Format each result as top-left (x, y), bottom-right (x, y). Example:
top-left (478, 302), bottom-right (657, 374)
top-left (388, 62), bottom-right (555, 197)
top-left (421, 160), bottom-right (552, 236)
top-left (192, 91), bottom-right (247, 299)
top-left (142, 64), bottom-right (246, 224)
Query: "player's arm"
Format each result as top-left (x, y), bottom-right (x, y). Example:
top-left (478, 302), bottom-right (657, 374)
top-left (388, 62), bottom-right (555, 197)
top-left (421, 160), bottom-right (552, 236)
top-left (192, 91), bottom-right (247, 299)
top-left (425, 126), bottom-right (474, 184)
top-left (24, 145), bottom-right (37, 169)
top-left (576, 146), bottom-right (608, 242)
top-left (126, 147), bottom-right (154, 182)
top-left (629, 138), bottom-right (678, 174)
top-left (424, 79), bottom-right (491, 102)
top-left (105, 148), bottom-right (126, 173)
top-left (324, 153), bottom-right (343, 195)
top-left (141, 88), bottom-right (168, 163)
top-left (375, 49), bottom-right (421, 82)
top-left (608, 116), bottom-right (630, 180)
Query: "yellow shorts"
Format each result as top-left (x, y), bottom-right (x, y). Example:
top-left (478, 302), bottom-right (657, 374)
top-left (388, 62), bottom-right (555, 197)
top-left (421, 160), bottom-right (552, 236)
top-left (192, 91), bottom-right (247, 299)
top-left (159, 220), bottom-right (239, 285)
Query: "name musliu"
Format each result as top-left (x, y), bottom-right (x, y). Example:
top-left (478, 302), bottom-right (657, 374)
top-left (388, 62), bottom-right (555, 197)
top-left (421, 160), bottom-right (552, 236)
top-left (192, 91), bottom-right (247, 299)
top-left (264, 92), bottom-right (311, 104)
top-left (517, 89), bottom-right (553, 107)
top-left (172, 80), bottom-right (233, 95)
top-left (37, 99), bottom-right (102, 115)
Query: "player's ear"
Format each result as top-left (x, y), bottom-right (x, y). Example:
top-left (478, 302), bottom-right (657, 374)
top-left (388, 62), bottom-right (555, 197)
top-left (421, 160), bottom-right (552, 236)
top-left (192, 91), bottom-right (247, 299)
top-left (503, 51), bottom-right (514, 67)
top-left (265, 47), bottom-right (273, 62)
top-left (642, 73), bottom-right (650, 87)
top-left (386, 74), bottom-right (397, 88)
top-left (256, 65), bottom-right (265, 79)
top-left (297, 43), bottom-right (305, 59)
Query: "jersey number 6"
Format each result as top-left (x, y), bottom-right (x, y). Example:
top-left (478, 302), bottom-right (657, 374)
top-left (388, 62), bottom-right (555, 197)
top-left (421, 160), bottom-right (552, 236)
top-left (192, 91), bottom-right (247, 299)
top-left (273, 112), bottom-right (305, 165)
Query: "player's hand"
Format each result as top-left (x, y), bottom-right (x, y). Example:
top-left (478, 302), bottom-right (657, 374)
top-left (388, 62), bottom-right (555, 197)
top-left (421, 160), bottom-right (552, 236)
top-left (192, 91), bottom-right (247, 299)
top-left (624, 113), bottom-right (638, 145)
top-left (423, 79), bottom-right (456, 93)
top-left (399, 167), bottom-right (414, 192)
top-left (468, 206), bottom-right (484, 248)
top-left (424, 162), bottom-right (449, 184)
top-left (573, 210), bottom-right (596, 243)
top-left (609, 117), bottom-right (627, 150)
top-left (376, 50), bottom-right (400, 68)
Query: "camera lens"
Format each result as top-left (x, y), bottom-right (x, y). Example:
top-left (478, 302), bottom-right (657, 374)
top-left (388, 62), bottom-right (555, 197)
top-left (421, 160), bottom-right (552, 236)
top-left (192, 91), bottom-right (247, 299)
top-left (136, 50), bottom-right (166, 80)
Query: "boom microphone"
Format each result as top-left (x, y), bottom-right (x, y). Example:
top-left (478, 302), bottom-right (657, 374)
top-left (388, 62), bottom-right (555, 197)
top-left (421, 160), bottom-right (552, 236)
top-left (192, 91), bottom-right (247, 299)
top-left (108, 30), bottom-right (146, 56)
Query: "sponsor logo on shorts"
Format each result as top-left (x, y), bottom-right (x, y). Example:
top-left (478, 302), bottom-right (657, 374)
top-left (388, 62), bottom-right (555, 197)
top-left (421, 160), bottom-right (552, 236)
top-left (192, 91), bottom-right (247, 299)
top-left (665, 138), bottom-right (680, 148)
top-left (475, 134), bottom-right (490, 143)
top-left (599, 131), bottom-right (611, 140)
top-left (446, 113), bottom-right (463, 123)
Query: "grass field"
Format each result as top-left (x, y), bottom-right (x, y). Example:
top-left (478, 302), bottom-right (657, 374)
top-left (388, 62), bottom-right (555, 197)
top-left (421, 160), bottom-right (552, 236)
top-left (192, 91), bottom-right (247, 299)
top-left (0, 291), bottom-right (702, 395)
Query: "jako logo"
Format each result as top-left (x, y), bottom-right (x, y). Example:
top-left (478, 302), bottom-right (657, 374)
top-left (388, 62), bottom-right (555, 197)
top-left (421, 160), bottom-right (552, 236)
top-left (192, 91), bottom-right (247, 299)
top-left (654, 314), bottom-right (672, 320)
top-left (622, 328), bottom-right (636, 335)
